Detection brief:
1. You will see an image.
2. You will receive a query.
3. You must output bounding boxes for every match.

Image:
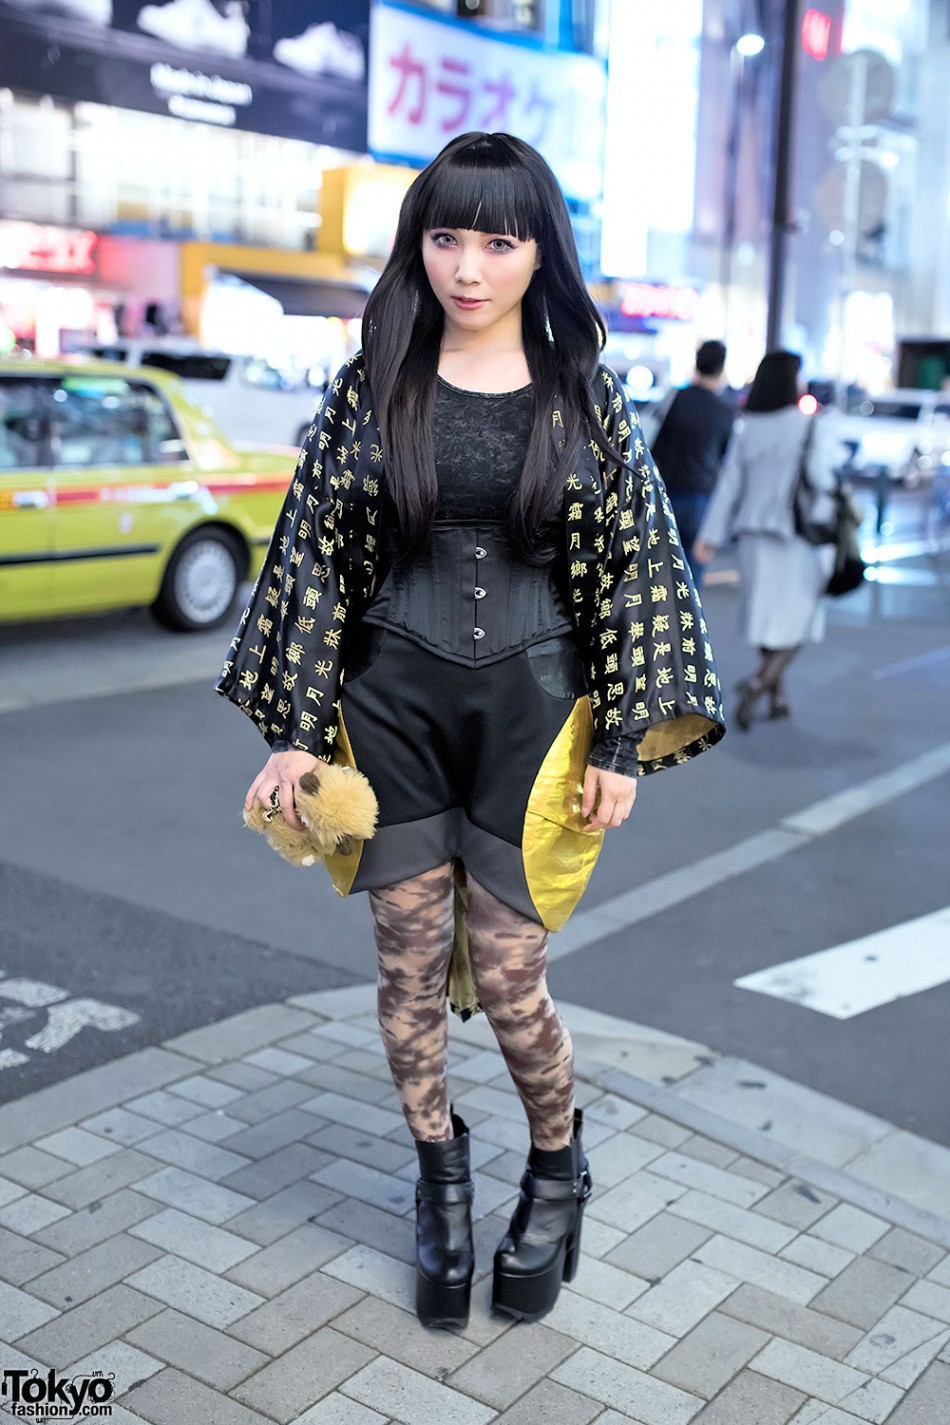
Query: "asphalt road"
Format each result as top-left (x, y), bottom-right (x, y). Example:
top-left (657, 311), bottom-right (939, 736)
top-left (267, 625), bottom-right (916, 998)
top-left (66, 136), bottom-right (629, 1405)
top-left (2, 487), bottom-right (949, 1146)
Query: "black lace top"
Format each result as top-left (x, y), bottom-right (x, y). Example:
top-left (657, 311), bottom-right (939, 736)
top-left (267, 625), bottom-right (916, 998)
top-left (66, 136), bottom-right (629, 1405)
top-left (432, 376), bottom-right (538, 520)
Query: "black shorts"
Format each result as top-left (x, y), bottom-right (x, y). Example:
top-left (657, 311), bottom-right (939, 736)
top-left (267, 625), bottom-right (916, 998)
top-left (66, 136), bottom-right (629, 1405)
top-left (334, 625), bottom-right (602, 927)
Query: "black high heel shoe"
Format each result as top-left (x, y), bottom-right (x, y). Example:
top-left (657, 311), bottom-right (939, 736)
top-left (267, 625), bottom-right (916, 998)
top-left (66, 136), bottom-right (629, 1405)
top-left (414, 1110), bottom-right (474, 1329)
top-left (491, 1108), bottom-right (592, 1323)
top-left (769, 689), bottom-right (790, 719)
top-left (735, 678), bottom-right (766, 730)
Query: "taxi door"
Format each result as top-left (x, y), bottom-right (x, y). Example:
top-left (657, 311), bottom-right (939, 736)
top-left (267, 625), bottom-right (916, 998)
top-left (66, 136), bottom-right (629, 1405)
top-left (47, 373), bottom-right (192, 615)
top-left (0, 374), bottom-right (55, 620)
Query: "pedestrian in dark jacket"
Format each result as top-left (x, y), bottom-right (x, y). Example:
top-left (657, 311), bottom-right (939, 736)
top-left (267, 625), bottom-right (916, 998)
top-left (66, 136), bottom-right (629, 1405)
top-left (650, 340), bottom-right (734, 587)
top-left (218, 132), bottom-right (725, 1333)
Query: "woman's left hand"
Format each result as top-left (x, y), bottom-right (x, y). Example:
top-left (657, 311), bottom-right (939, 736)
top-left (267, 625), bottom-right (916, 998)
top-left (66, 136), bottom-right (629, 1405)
top-left (581, 765), bottom-right (638, 831)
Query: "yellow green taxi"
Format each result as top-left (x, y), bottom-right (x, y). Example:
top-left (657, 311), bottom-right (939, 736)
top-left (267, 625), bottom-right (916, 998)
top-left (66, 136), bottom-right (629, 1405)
top-left (0, 359), bottom-right (302, 630)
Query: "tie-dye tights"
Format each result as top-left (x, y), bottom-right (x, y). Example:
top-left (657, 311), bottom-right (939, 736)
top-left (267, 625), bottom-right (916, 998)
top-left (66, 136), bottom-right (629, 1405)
top-left (369, 861), bottom-right (575, 1148)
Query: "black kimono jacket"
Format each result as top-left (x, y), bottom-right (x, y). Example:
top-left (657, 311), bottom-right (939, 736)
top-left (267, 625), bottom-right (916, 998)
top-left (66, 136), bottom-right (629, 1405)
top-left (216, 354), bottom-right (725, 775)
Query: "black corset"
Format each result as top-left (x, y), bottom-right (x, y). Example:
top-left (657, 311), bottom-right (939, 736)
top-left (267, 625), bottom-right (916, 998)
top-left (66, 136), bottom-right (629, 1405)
top-left (361, 521), bottom-right (575, 667)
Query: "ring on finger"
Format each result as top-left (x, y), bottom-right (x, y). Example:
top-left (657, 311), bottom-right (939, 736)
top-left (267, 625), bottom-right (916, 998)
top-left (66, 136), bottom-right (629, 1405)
top-left (269, 785), bottom-right (281, 810)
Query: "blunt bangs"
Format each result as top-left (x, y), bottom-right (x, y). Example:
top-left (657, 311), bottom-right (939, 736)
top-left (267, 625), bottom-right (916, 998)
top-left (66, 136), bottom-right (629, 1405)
top-left (419, 144), bottom-right (542, 242)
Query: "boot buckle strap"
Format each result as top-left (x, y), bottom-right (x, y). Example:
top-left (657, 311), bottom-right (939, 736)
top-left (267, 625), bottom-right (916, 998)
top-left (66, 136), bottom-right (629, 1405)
top-left (416, 1179), bottom-right (475, 1205)
top-left (520, 1168), bottom-right (588, 1202)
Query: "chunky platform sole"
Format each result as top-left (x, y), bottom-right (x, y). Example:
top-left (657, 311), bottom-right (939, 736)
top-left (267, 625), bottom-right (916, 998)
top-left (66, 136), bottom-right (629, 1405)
top-left (491, 1109), bottom-right (592, 1322)
top-left (491, 1201), bottom-right (586, 1322)
top-left (416, 1271), bottom-right (471, 1329)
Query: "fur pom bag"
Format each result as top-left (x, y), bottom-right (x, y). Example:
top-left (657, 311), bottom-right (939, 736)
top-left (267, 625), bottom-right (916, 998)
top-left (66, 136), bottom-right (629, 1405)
top-left (244, 764), bottom-right (378, 867)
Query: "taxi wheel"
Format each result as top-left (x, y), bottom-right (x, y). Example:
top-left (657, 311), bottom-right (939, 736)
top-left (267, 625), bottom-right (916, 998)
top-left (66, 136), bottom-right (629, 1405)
top-left (153, 527), bottom-right (244, 632)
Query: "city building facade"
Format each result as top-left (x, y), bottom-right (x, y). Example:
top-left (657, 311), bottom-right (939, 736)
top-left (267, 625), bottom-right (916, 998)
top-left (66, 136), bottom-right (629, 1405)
top-left (600, 0), bottom-right (950, 395)
top-left (0, 0), bottom-right (603, 373)
top-left (0, 0), bottom-right (947, 396)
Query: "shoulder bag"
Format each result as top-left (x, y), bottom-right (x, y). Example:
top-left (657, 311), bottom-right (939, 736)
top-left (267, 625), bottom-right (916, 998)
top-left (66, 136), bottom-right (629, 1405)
top-left (793, 419), bottom-right (837, 546)
top-left (825, 482), bottom-right (867, 597)
top-left (793, 419), bottom-right (867, 595)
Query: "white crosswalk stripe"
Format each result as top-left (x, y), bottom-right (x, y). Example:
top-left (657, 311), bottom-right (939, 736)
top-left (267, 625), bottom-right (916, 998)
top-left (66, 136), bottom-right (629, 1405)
top-left (735, 905), bottom-right (950, 1018)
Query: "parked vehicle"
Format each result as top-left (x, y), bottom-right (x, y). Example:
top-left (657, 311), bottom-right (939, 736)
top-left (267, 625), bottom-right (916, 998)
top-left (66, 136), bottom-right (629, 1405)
top-left (77, 340), bottom-right (325, 449)
top-left (0, 359), bottom-right (295, 630)
top-left (829, 389), bottom-right (950, 486)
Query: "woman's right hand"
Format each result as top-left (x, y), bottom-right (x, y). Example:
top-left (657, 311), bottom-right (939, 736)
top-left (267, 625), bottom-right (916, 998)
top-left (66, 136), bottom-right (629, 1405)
top-left (692, 539), bottom-right (716, 566)
top-left (244, 750), bottom-right (323, 832)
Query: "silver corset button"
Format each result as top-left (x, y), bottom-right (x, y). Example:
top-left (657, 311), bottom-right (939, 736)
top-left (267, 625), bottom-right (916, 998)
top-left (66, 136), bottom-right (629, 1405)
top-left (474, 546), bottom-right (487, 559)
top-left (473, 586), bottom-right (487, 599)
top-left (473, 627), bottom-right (485, 639)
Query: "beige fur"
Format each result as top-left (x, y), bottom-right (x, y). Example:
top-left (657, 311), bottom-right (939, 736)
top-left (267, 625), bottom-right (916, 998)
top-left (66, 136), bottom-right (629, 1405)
top-left (244, 764), bottom-right (378, 867)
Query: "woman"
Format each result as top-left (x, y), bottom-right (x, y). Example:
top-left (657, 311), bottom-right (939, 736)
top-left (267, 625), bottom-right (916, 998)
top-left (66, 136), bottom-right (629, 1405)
top-left (218, 132), bottom-right (724, 1329)
top-left (694, 349), bottom-right (836, 728)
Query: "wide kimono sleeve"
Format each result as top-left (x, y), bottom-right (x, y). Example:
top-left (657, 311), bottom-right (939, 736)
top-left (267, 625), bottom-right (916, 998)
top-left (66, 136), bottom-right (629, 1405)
top-left (215, 354), bottom-right (380, 761)
top-left (589, 366), bottom-right (726, 775)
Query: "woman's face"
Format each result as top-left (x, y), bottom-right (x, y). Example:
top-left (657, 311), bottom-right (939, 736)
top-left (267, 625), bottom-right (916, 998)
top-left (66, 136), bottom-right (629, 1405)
top-left (421, 227), bottom-right (540, 340)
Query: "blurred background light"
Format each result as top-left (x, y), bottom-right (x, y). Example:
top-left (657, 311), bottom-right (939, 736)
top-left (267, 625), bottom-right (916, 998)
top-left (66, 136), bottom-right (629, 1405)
top-left (735, 32), bottom-right (765, 57)
top-left (626, 365), bottom-right (657, 398)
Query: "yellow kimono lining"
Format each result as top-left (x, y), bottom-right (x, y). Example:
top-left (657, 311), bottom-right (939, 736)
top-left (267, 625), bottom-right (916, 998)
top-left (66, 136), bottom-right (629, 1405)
top-left (638, 712), bottom-right (721, 765)
top-left (322, 710), bottom-right (365, 898)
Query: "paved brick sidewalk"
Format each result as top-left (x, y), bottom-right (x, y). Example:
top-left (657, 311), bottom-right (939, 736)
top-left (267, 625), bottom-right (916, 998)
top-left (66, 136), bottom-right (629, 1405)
top-left (2, 986), bottom-right (949, 1425)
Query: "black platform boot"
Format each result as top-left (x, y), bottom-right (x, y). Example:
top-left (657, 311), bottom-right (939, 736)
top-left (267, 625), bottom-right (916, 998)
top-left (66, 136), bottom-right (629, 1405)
top-left (491, 1107), bottom-right (592, 1322)
top-left (414, 1109), bottom-right (475, 1329)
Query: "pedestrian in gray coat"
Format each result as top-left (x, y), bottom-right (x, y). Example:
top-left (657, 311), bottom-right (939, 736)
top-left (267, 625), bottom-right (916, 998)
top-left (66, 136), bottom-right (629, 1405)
top-left (693, 349), bottom-right (837, 728)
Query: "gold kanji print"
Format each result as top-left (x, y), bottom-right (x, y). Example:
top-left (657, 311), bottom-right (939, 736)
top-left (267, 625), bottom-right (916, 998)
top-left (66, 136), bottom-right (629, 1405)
top-left (217, 358), bottom-right (723, 779)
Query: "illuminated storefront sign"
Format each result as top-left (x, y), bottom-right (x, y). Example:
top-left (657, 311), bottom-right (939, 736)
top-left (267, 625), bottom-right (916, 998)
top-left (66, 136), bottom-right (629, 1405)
top-left (321, 164), bottom-right (416, 259)
top-left (619, 283), bottom-right (699, 321)
top-left (0, 3), bottom-right (369, 148)
top-left (802, 9), bottom-right (833, 61)
top-left (150, 63), bottom-right (252, 128)
top-left (369, 2), bottom-right (606, 202)
top-left (0, 222), bottom-right (98, 276)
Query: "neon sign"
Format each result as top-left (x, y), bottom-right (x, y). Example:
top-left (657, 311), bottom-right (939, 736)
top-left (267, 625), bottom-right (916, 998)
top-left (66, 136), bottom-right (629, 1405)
top-left (802, 9), bottom-right (833, 61)
top-left (0, 222), bottom-right (98, 276)
top-left (619, 283), bottom-right (699, 322)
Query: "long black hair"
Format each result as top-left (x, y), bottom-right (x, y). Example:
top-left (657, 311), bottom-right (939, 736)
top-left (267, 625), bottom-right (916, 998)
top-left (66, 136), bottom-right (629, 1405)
top-left (361, 131), bottom-right (618, 563)
top-left (745, 349), bottom-right (802, 412)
